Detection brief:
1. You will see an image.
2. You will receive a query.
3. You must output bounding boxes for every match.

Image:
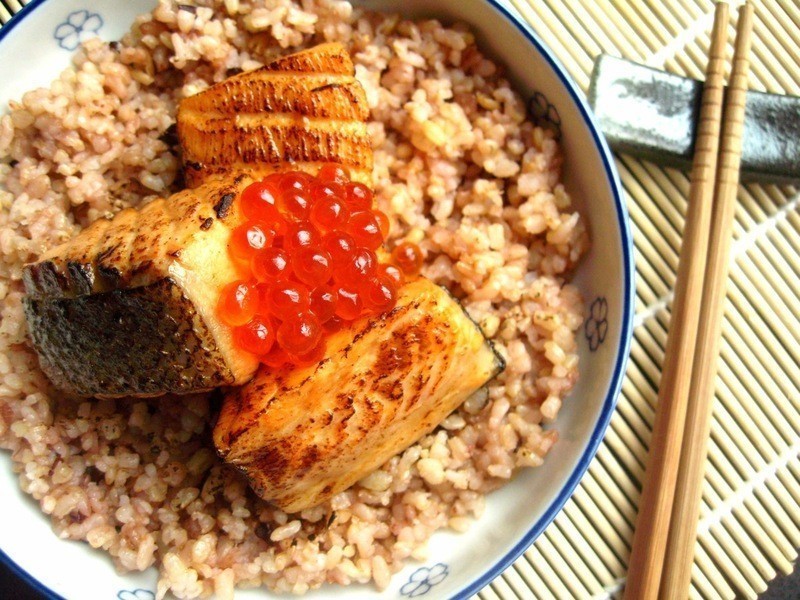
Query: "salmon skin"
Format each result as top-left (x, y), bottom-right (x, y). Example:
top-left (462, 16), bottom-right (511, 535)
top-left (214, 278), bottom-right (505, 513)
top-left (177, 42), bottom-right (372, 187)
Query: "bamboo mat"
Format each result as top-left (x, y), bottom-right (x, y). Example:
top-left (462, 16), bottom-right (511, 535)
top-left (487, 1), bottom-right (800, 599)
top-left (1, 1), bottom-right (798, 599)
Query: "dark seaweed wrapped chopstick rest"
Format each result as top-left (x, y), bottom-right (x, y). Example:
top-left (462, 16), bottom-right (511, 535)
top-left (588, 54), bottom-right (800, 184)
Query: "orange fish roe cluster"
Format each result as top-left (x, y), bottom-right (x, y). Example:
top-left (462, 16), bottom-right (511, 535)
top-left (216, 165), bottom-right (423, 367)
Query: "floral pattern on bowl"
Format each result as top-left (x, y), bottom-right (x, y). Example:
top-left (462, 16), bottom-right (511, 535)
top-left (399, 563), bottom-right (449, 597)
top-left (585, 296), bottom-right (609, 351)
top-left (54, 9), bottom-right (103, 51)
top-left (528, 91), bottom-right (562, 139)
top-left (117, 590), bottom-right (155, 600)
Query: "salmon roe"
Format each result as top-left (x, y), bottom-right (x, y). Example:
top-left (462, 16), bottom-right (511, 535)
top-left (217, 166), bottom-right (416, 367)
top-left (391, 241), bottom-right (424, 276)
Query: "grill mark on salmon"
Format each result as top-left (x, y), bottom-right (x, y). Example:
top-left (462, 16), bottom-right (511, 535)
top-left (212, 193), bottom-right (235, 220)
top-left (177, 42), bottom-right (372, 187)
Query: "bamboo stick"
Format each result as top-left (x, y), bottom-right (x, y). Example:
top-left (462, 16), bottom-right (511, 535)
top-left (622, 3), bottom-right (730, 599)
top-left (661, 2), bottom-right (755, 595)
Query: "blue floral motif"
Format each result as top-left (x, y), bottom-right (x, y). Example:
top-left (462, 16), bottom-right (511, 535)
top-left (585, 296), bottom-right (609, 351)
top-left (117, 590), bottom-right (155, 600)
top-left (400, 563), bottom-right (449, 597)
top-left (528, 91), bottom-right (561, 139)
top-left (54, 10), bottom-right (104, 51)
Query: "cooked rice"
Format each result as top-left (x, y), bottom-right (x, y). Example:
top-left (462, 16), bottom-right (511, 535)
top-left (0, 0), bottom-right (587, 597)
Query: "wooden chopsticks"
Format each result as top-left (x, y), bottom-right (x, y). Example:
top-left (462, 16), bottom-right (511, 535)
top-left (661, 2), bottom-right (755, 594)
top-left (624, 2), bottom-right (755, 599)
top-left (622, 3), bottom-right (729, 597)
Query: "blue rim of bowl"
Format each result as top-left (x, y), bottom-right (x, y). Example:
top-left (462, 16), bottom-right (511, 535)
top-left (0, 1), bottom-right (634, 598)
top-left (0, 7), bottom-right (72, 599)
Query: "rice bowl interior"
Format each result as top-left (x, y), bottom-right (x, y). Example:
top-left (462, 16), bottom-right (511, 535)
top-left (0, 1), bottom-right (631, 598)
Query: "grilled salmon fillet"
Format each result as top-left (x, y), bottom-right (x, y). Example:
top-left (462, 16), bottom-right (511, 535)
top-left (177, 42), bottom-right (372, 188)
top-left (213, 278), bottom-right (504, 513)
top-left (23, 43), bottom-right (374, 397)
top-left (22, 174), bottom-right (259, 397)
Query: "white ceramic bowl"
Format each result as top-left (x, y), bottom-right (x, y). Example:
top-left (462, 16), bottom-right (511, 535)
top-left (0, 1), bottom-right (633, 598)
